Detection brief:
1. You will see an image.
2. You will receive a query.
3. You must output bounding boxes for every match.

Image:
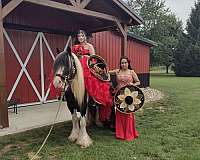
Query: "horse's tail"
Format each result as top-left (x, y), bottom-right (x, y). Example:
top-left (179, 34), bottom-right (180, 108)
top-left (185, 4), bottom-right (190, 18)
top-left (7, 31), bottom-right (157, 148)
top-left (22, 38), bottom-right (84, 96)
top-left (71, 53), bottom-right (85, 107)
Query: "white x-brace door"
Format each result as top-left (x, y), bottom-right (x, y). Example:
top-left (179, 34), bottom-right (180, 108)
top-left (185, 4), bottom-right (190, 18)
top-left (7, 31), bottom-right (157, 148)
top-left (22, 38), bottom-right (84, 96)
top-left (4, 28), bottom-right (72, 106)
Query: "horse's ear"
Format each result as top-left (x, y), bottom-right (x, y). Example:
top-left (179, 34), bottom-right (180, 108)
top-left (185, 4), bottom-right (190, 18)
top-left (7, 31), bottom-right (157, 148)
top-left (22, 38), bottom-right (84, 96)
top-left (67, 47), bottom-right (72, 55)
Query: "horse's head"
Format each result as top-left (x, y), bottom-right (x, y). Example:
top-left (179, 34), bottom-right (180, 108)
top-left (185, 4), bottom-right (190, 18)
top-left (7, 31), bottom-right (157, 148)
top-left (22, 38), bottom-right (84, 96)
top-left (53, 47), bottom-right (76, 90)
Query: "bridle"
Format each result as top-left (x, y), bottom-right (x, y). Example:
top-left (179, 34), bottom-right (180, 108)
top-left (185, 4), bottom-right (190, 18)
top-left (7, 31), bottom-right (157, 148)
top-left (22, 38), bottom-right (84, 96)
top-left (56, 55), bottom-right (77, 86)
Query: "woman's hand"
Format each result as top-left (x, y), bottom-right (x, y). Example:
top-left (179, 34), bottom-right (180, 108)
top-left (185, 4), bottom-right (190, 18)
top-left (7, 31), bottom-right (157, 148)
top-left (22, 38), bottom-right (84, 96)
top-left (108, 69), bottom-right (118, 75)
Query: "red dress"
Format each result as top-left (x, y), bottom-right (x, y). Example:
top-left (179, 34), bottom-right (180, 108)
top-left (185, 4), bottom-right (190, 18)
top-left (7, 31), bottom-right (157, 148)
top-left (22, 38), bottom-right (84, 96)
top-left (115, 70), bottom-right (139, 141)
top-left (72, 44), bottom-right (112, 122)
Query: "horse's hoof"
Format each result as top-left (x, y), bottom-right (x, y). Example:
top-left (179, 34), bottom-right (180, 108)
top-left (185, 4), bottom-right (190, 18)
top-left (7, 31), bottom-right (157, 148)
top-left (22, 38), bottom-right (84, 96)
top-left (79, 140), bottom-right (93, 148)
top-left (68, 135), bottom-right (78, 142)
top-left (68, 131), bottom-right (79, 142)
top-left (76, 136), bottom-right (93, 148)
top-left (81, 144), bottom-right (91, 149)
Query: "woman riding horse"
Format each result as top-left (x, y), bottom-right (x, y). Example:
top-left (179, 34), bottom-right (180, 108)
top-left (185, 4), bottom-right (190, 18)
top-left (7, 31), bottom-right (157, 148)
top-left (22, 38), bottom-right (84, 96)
top-left (51, 30), bottom-right (113, 148)
top-left (72, 30), bottom-right (113, 125)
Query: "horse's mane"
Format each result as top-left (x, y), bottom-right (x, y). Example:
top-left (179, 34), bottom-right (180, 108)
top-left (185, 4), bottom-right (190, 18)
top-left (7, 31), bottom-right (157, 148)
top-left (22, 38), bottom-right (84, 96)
top-left (71, 52), bottom-right (85, 107)
top-left (53, 49), bottom-right (85, 107)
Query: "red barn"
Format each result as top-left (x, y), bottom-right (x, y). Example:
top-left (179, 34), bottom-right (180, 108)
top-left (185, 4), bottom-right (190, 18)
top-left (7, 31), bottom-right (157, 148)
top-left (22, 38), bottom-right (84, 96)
top-left (0, 0), bottom-right (155, 128)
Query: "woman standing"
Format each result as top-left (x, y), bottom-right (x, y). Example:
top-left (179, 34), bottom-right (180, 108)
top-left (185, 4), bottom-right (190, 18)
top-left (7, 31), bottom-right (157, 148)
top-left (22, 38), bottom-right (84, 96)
top-left (110, 56), bottom-right (140, 141)
top-left (72, 30), bottom-right (113, 124)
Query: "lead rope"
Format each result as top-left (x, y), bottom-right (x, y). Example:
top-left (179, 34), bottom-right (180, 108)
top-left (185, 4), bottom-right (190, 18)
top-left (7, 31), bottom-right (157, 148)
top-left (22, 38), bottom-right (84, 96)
top-left (30, 77), bottom-right (68, 160)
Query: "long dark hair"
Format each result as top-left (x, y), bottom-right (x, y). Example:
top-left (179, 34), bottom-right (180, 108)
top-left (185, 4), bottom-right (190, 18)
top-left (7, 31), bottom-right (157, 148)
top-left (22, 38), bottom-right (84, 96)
top-left (119, 56), bottom-right (132, 70)
top-left (74, 30), bottom-right (87, 45)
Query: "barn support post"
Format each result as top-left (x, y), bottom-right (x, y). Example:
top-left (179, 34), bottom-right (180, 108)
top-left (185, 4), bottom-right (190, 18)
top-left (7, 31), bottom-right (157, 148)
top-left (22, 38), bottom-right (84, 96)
top-left (121, 25), bottom-right (127, 57)
top-left (115, 19), bottom-right (127, 56)
top-left (0, 1), bottom-right (9, 128)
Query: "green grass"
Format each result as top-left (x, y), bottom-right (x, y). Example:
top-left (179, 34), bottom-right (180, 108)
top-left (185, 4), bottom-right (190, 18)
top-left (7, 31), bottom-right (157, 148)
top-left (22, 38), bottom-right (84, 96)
top-left (1, 73), bottom-right (200, 160)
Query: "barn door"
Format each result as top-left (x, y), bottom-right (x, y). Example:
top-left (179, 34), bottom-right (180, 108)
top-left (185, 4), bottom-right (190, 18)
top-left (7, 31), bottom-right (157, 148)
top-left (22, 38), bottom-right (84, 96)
top-left (4, 29), bottom-right (72, 106)
top-left (42, 33), bottom-right (72, 102)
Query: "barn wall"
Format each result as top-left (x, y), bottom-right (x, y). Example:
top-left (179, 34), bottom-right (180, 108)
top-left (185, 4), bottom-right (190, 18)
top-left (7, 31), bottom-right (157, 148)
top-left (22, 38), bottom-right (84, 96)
top-left (92, 31), bottom-right (150, 87)
top-left (4, 29), bottom-right (69, 104)
top-left (127, 39), bottom-right (150, 87)
top-left (92, 31), bottom-right (121, 70)
top-left (4, 29), bottom-right (150, 105)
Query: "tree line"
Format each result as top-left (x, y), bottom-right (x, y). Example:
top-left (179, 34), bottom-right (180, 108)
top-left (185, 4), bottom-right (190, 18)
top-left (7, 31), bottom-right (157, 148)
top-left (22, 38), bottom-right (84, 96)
top-left (125, 0), bottom-right (200, 76)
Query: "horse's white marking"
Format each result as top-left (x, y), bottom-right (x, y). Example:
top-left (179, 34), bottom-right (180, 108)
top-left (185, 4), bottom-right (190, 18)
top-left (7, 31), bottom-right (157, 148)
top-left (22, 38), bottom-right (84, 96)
top-left (68, 111), bottom-right (80, 142)
top-left (53, 67), bottom-right (66, 89)
top-left (76, 116), bottom-right (93, 148)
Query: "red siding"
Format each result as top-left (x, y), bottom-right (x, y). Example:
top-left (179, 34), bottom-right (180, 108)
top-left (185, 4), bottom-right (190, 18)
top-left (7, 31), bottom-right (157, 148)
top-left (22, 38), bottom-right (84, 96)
top-left (5, 29), bottom-right (150, 105)
top-left (4, 29), bottom-right (69, 104)
top-left (92, 31), bottom-right (150, 74)
top-left (127, 40), bottom-right (150, 73)
top-left (5, 30), bottom-right (40, 104)
top-left (92, 31), bottom-right (121, 70)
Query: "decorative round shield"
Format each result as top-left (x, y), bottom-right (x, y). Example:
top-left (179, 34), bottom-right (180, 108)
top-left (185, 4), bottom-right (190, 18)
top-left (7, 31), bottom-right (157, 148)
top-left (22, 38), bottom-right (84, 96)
top-left (114, 85), bottom-right (145, 114)
top-left (88, 54), bottom-right (110, 81)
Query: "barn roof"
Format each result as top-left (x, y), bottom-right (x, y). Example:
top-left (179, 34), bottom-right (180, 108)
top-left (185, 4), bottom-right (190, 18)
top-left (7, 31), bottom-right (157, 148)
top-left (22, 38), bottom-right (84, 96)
top-left (128, 32), bottom-right (157, 47)
top-left (2, 0), bottom-right (143, 34)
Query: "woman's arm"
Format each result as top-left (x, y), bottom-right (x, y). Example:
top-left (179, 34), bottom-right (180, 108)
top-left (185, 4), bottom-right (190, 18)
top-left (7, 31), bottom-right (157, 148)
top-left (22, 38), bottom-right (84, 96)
top-left (130, 70), bottom-right (140, 86)
top-left (109, 69), bottom-right (119, 74)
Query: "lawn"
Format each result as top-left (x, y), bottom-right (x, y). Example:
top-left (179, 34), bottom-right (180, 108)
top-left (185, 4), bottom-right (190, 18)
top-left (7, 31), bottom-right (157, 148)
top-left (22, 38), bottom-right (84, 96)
top-left (0, 73), bottom-right (200, 160)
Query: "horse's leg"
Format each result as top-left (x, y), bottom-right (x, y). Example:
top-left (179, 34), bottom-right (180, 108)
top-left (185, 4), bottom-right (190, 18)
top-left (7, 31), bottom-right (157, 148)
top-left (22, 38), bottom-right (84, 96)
top-left (65, 89), bottom-right (80, 142)
top-left (76, 93), bottom-right (93, 148)
top-left (86, 96), bottom-right (96, 126)
top-left (68, 110), bottom-right (80, 142)
top-left (76, 116), bottom-right (93, 148)
top-left (86, 107), bottom-right (92, 126)
top-left (95, 104), bottom-right (103, 127)
top-left (88, 97), bottom-right (103, 127)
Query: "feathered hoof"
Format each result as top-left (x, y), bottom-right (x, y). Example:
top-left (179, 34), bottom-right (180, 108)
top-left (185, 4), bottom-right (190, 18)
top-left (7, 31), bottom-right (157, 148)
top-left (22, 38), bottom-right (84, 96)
top-left (76, 135), bottom-right (93, 148)
top-left (68, 132), bottom-right (79, 142)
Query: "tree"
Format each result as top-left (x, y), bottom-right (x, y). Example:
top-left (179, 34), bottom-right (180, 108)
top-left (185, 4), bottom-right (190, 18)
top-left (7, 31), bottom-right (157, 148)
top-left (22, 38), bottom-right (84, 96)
top-left (153, 13), bottom-right (182, 72)
top-left (125, 0), bottom-right (183, 72)
top-left (174, 0), bottom-right (200, 76)
top-left (127, 0), bottom-right (170, 37)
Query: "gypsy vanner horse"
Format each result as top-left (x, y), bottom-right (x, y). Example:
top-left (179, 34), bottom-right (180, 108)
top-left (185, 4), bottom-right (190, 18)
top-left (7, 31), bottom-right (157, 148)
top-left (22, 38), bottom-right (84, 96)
top-left (52, 47), bottom-right (102, 148)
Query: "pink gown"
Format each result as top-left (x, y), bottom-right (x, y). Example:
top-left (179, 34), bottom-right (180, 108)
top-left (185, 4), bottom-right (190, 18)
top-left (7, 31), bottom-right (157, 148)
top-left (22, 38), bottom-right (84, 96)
top-left (115, 70), bottom-right (139, 141)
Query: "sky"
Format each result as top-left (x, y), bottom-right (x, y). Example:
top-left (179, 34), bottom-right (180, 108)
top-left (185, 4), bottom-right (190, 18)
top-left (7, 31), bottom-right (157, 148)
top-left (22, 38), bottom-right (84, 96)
top-left (164, 0), bottom-right (197, 29)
